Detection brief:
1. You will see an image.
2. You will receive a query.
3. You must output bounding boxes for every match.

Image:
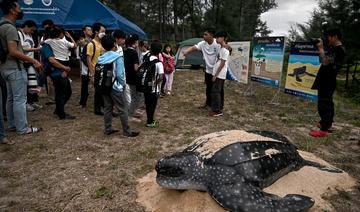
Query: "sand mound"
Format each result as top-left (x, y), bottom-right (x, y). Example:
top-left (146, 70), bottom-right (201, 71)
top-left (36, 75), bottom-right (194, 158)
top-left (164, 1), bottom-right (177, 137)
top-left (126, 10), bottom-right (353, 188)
top-left (136, 151), bottom-right (357, 211)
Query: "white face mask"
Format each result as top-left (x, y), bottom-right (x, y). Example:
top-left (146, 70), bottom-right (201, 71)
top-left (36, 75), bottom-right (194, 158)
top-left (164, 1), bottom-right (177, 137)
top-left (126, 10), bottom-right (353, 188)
top-left (98, 32), bottom-right (106, 39)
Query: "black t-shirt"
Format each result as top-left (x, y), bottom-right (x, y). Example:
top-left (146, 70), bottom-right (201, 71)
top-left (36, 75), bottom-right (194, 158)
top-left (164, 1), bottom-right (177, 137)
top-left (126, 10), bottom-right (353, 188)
top-left (124, 47), bottom-right (140, 85)
top-left (312, 45), bottom-right (345, 90)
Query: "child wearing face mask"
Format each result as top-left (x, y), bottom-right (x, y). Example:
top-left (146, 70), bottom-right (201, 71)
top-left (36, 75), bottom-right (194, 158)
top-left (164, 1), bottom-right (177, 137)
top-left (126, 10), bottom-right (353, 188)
top-left (45, 26), bottom-right (77, 67)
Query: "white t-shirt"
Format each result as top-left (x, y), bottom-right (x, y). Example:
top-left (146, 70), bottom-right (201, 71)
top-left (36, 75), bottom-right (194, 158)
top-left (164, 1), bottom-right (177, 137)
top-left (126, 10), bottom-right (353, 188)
top-left (213, 47), bottom-right (230, 80)
top-left (116, 45), bottom-right (123, 57)
top-left (195, 39), bottom-right (220, 74)
top-left (18, 30), bottom-right (35, 58)
top-left (149, 55), bottom-right (164, 93)
top-left (45, 37), bottom-right (74, 61)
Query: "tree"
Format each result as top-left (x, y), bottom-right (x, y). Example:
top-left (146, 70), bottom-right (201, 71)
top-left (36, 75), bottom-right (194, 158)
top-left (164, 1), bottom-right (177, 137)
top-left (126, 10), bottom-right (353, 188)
top-left (297, 0), bottom-right (360, 61)
top-left (101, 0), bottom-right (277, 42)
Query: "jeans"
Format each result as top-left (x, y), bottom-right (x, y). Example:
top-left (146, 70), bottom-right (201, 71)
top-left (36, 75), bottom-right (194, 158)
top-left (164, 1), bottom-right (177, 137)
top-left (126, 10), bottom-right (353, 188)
top-left (128, 84), bottom-right (144, 116)
top-left (79, 75), bottom-right (90, 107)
top-left (0, 87), bottom-right (6, 140)
top-left (52, 76), bottom-right (72, 119)
top-left (1, 68), bottom-right (28, 134)
top-left (144, 92), bottom-right (158, 124)
top-left (211, 78), bottom-right (225, 112)
top-left (205, 72), bottom-right (213, 106)
top-left (317, 86), bottom-right (335, 131)
top-left (103, 89), bottom-right (131, 135)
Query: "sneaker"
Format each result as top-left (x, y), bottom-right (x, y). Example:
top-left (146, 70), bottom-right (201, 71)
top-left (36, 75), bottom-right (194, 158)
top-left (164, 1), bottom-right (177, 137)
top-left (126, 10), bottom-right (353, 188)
top-left (133, 111), bottom-right (143, 119)
top-left (309, 130), bottom-right (328, 138)
top-left (316, 122), bottom-right (333, 133)
top-left (29, 87), bottom-right (42, 94)
top-left (60, 114), bottom-right (76, 120)
top-left (166, 91), bottom-right (171, 95)
top-left (124, 131), bottom-right (140, 137)
top-left (26, 103), bottom-right (35, 112)
top-left (209, 111), bottom-right (223, 117)
top-left (32, 103), bottom-right (43, 109)
top-left (104, 129), bottom-right (119, 135)
top-left (129, 116), bottom-right (142, 123)
top-left (146, 121), bottom-right (159, 128)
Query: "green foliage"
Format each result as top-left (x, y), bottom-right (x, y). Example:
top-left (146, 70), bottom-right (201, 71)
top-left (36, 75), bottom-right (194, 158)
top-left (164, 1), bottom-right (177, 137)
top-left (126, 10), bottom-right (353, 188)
top-left (100, 0), bottom-right (277, 41)
top-left (295, 0), bottom-right (360, 62)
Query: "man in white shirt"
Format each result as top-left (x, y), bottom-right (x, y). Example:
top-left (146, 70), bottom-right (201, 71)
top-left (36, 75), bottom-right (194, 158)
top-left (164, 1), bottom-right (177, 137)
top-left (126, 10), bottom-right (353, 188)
top-left (183, 28), bottom-right (220, 109)
top-left (209, 31), bottom-right (230, 117)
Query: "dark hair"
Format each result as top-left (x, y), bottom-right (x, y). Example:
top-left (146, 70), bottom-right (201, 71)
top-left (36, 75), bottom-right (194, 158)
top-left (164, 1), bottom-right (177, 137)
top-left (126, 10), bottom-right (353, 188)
top-left (125, 33), bottom-right (139, 47)
top-left (82, 25), bottom-right (92, 31)
top-left (204, 27), bottom-right (215, 36)
top-left (101, 34), bottom-right (115, 51)
top-left (151, 41), bottom-right (162, 55)
top-left (139, 40), bottom-right (149, 51)
top-left (327, 28), bottom-right (342, 40)
top-left (215, 31), bottom-right (227, 39)
top-left (49, 25), bottom-right (62, 39)
top-left (0, 0), bottom-right (18, 15)
top-left (42, 19), bottom-right (54, 28)
top-left (42, 26), bottom-right (52, 40)
top-left (112, 30), bottom-right (126, 39)
top-left (162, 44), bottom-right (173, 56)
top-left (92, 22), bottom-right (105, 34)
top-left (21, 20), bottom-right (37, 29)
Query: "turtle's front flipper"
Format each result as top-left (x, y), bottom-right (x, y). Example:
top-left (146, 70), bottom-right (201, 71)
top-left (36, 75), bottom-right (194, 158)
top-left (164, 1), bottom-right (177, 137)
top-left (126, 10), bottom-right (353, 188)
top-left (208, 180), bottom-right (314, 212)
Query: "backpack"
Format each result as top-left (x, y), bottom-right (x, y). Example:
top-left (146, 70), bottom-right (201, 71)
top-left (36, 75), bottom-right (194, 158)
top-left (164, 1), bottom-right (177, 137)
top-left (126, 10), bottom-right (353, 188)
top-left (136, 57), bottom-right (160, 93)
top-left (163, 53), bottom-right (175, 74)
top-left (80, 40), bottom-right (95, 67)
top-left (94, 62), bottom-right (115, 94)
top-left (0, 21), bottom-right (13, 65)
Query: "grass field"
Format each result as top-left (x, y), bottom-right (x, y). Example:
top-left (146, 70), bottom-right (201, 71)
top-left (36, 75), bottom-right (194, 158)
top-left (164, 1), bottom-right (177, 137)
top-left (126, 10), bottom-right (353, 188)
top-left (0, 70), bottom-right (359, 211)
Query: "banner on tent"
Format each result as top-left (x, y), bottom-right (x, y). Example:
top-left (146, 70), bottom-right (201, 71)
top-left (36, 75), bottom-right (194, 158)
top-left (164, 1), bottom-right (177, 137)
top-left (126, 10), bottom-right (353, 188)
top-left (285, 42), bottom-right (320, 101)
top-left (228, 42), bottom-right (251, 84)
top-left (251, 37), bottom-right (285, 87)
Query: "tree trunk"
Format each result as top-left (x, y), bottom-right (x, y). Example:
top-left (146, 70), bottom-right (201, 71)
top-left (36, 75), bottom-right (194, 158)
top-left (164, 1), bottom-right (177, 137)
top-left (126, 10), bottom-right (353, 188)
top-left (158, 0), bottom-right (163, 40)
top-left (173, 0), bottom-right (178, 41)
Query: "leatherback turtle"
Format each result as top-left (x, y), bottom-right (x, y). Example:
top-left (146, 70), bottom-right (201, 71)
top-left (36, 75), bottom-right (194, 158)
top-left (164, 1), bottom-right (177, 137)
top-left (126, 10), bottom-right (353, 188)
top-left (155, 130), bottom-right (342, 212)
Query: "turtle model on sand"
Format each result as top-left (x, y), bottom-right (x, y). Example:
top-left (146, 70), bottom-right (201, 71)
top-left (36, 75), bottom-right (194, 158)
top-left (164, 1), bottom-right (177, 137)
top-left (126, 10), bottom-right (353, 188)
top-left (155, 130), bottom-right (342, 212)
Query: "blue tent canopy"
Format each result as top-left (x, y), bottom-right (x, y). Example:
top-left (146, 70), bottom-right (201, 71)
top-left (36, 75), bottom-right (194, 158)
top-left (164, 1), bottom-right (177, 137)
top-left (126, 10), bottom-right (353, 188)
top-left (1, 0), bottom-right (147, 39)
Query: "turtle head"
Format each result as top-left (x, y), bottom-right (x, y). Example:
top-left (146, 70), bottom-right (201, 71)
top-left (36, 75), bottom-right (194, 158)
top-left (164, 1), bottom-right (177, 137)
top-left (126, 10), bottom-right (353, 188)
top-left (155, 152), bottom-right (207, 191)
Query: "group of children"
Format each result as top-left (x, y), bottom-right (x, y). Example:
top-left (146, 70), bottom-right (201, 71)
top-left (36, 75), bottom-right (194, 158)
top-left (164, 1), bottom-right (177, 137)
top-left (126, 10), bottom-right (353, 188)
top-left (73, 23), bottom-right (177, 136)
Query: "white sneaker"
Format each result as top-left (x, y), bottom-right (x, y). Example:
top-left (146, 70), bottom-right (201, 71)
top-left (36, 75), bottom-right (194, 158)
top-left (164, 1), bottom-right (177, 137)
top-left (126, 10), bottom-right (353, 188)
top-left (26, 103), bottom-right (35, 112)
top-left (32, 103), bottom-right (43, 109)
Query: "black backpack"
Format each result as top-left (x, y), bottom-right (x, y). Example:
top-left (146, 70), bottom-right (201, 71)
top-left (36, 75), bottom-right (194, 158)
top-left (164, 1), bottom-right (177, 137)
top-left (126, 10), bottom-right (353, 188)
top-left (136, 58), bottom-right (160, 93)
top-left (80, 40), bottom-right (95, 67)
top-left (94, 62), bottom-right (115, 94)
top-left (0, 21), bottom-right (12, 65)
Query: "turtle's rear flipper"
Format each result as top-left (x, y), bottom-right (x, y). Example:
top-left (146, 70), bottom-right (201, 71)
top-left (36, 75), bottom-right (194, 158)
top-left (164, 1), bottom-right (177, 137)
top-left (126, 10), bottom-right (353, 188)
top-left (304, 160), bottom-right (343, 173)
top-left (209, 181), bottom-right (314, 212)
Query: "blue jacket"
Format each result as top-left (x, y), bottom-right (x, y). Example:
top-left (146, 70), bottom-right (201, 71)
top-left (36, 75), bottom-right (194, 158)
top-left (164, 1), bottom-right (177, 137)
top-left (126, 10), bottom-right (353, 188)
top-left (97, 51), bottom-right (126, 92)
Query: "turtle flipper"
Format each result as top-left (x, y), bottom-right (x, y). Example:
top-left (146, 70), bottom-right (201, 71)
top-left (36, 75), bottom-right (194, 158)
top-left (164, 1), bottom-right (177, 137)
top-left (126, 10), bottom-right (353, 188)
top-left (208, 180), bottom-right (314, 212)
top-left (304, 160), bottom-right (343, 173)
